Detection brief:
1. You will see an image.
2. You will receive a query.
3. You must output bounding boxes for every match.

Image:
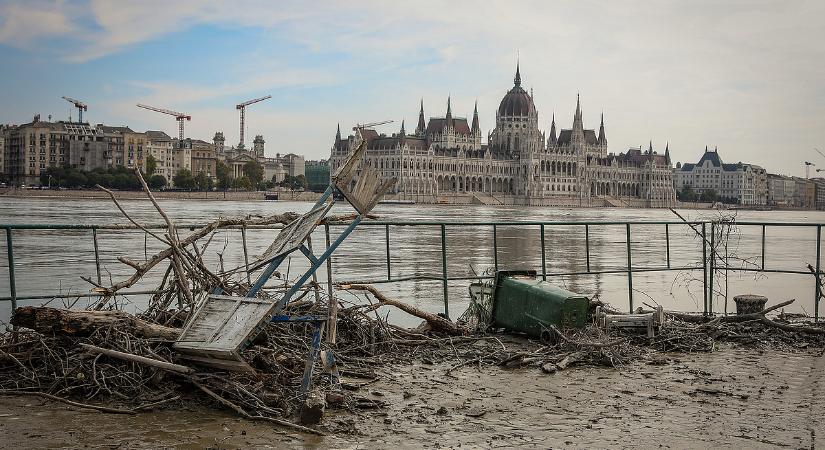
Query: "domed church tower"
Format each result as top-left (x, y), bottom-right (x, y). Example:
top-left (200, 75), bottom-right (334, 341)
top-left (488, 62), bottom-right (545, 195)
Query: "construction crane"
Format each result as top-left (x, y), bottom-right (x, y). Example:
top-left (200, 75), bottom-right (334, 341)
top-left (236, 95), bottom-right (271, 148)
top-left (353, 120), bottom-right (393, 130)
top-left (62, 96), bottom-right (87, 123)
top-left (352, 120), bottom-right (393, 144)
top-left (136, 104), bottom-right (191, 140)
top-left (805, 161), bottom-right (815, 179)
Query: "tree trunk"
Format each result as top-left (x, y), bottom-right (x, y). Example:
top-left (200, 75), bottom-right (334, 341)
top-left (338, 284), bottom-right (464, 335)
top-left (11, 306), bottom-right (180, 340)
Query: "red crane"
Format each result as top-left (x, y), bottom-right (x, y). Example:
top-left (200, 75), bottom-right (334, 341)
top-left (236, 95), bottom-right (271, 147)
top-left (137, 103), bottom-right (191, 140)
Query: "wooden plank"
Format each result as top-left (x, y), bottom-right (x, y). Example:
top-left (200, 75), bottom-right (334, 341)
top-left (249, 202), bottom-right (332, 271)
top-left (79, 343), bottom-right (194, 374)
top-left (179, 354), bottom-right (256, 373)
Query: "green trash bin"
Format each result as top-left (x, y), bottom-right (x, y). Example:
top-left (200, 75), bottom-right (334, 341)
top-left (490, 270), bottom-right (589, 338)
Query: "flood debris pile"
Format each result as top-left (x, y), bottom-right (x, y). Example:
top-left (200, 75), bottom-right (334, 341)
top-left (2, 265), bottom-right (825, 435)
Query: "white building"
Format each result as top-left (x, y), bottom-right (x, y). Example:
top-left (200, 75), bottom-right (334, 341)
top-left (330, 64), bottom-right (676, 207)
top-left (768, 174), bottom-right (795, 206)
top-left (145, 131), bottom-right (191, 186)
top-left (674, 147), bottom-right (767, 205)
top-left (213, 133), bottom-right (304, 183)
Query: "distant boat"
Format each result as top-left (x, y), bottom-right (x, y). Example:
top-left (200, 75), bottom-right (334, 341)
top-left (264, 192), bottom-right (279, 201)
top-left (379, 199), bottom-right (416, 205)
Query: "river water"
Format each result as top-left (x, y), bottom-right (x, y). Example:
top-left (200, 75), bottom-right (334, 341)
top-left (1, 196), bottom-right (824, 325)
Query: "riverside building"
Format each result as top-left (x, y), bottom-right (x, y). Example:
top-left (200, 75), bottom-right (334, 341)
top-left (329, 64), bottom-right (676, 207)
top-left (674, 147), bottom-right (768, 206)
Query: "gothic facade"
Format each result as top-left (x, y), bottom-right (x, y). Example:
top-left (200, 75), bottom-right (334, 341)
top-left (329, 65), bottom-right (676, 207)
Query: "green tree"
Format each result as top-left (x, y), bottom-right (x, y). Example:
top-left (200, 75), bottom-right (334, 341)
top-left (216, 161), bottom-right (231, 190)
top-left (145, 155), bottom-right (157, 177)
top-left (231, 176), bottom-right (253, 191)
top-left (112, 173), bottom-right (133, 190)
top-left (149, 174), bottom-right (167, 189)
top-left (173, 169), bottom-right (196, 190)
top-left (678, 185), bottom-right (696, 202)
top-left (194, 171), bottom-right (214, 191)
top-left (292, 174), bottom-right (308, 190)
top-left (700, 189), bottom-right (718, 203)
top-left (243, 161), bottom-right (264, 187)
top-left (64, 171), bottom-right (87, 188)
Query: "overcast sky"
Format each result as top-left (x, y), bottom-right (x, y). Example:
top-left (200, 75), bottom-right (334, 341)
top-left (1, 0), bottom-right (823, 175)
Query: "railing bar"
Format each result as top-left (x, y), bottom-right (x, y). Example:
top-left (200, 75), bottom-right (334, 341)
top-left (814, 226), bottom-right (822, 322)
top-left (626, 223), bottom-right (633, 313)
top-left (709, 222), bottom-right (715, 315)
top-left (761, 224), bottom-right (766, 270)
top-left (585, 224), bottom-right (591, 273)
top-left (385, 224), bottom-right (391, 282)
top-left (440, 224), bottom-right (449, 319)
top-left (492, 224), bottom-right (498, 273)
top-left (5, 228), bottom-right (17, 313)
top-left (665, 223), bottom-right (671, 269)
top-left (540, 224), bottom-right (547, 281)
top-left (7, 220), bottom-right (825, 230)
top-left (241, 225), bottom-right (251, 285)
top-left (92, 228), bottom-right (102, 285)
top-left (702, 223), bottom-right (708, 316)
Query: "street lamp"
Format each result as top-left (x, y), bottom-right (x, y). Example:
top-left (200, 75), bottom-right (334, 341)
top-left (47, 175), bottom-right (53, 189)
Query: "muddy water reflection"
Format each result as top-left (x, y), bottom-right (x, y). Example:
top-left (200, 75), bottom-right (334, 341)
top-left (1, 196), bottom-right (825, 325)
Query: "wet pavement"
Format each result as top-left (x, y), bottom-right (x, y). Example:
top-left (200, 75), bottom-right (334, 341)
top-left (1, 345), bottom-right (821, 449)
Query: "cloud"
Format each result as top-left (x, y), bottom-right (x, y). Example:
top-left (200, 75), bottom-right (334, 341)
top-left (1, 1), bottom-right (824, 174)
top-left (0, 1), bottom-right (77, 46)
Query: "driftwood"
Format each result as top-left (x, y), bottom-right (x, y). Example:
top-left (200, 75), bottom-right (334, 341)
top-left (338, 284), bottom-right (465, 336)
top-left (0, 390), bottom-right (137, 414)
top-left (88, 211), bottom-right (299, 297)
top-left (704, 298), bottom-right (795, 326)
top-left (185, 376), bottom-right (325, 436)
top-left (11, 306), bottom-right (180, 340)
top-left (78, 343), bottom-right (194, 374)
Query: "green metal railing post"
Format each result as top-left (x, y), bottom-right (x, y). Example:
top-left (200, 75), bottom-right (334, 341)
top-left (492, 224), bottom-right (498, 272)
top-left (625, 223), bottom-right (633, 312)
top-left (540, 224), bottom-right (547, 281)
top-left (761, 224), bottom-right (766, 270)
top-left (92, 228), bottom-right (102, 285)
top-left (5, 228), bottom-right (17, 311)
top-left (665, 224), bottom-right (671, 269)
top-left (585, 224), bottom-right (591, 273)
top-left (702, 223), bottom-right (708, 316)
top-left (816, 225), bottom-right (821, 322)
top-left (385, 224), bottom-right (391, 281)
top-left (709, 222), bottom-right (715, 315)
top-left (440, 224), bottom-right (449, 319)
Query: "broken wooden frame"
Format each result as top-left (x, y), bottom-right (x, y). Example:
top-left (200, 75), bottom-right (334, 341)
top-left (174, 138), bottom-right (397, 393)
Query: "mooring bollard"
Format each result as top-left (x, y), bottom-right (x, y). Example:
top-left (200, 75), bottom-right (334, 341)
top-left (733, 294), bottom-right (768, 315)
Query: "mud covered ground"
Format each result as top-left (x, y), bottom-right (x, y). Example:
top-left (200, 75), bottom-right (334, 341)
top-left (1, 345), bottom-right (822, 449)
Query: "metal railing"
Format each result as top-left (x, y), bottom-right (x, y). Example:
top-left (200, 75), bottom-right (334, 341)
top-left (2, 219), bottom-right (823, 322)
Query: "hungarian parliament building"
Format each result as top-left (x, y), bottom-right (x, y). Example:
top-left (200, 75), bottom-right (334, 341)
top-left (329, 65), bottom-right (676, 207)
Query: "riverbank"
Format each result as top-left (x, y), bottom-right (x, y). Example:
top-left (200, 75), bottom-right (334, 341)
top-left (0, 187), bottom-right (322, 202)
top-left (1, 345), bottom-right (821, 448)
top-left (3, 187), bottom-right (813, 211)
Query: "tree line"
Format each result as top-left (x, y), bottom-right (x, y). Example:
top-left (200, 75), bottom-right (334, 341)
top-left (676, 186), bottom-right (740, 204)
top-left (38, 156), bottom-right (307, 192)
